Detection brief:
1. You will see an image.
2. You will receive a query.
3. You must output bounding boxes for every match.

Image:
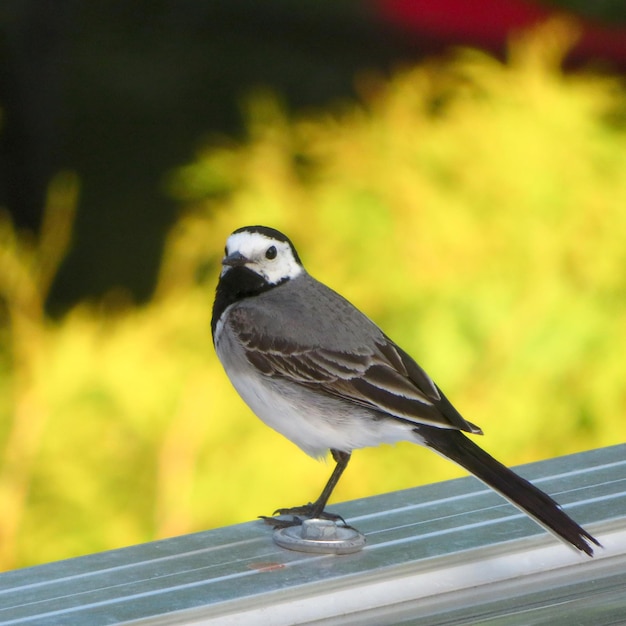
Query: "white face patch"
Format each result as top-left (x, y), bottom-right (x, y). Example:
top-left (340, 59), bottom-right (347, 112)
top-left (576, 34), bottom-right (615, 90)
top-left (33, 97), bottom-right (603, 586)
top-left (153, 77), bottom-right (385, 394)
top-left (223, 230), bottom-right (303, 284)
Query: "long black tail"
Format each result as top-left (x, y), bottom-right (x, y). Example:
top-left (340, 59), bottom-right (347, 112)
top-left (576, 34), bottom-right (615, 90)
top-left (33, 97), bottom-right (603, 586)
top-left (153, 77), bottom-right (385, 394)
top-left (415, 426), bottom-right (601, 556)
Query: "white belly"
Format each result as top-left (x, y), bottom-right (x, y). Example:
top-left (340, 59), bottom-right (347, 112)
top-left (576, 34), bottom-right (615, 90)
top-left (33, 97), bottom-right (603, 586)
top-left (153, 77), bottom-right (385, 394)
top-left (215, 328), bottom-right (414, 459)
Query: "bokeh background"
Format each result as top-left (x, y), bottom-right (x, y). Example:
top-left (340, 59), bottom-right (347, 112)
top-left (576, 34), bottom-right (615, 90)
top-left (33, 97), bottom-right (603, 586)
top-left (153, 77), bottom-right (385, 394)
top-left (1, 1), bottom-right (626, 570)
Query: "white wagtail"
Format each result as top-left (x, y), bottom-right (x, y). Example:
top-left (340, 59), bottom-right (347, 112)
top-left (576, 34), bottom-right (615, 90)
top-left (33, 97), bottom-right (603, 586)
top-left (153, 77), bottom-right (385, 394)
top-left (212, 225), bottom-right (600, 556)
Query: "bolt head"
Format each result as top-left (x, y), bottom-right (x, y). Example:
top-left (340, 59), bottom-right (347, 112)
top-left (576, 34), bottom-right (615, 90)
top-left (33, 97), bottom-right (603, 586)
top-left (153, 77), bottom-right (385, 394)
top-left (301, 518), bottom-right (339, 540)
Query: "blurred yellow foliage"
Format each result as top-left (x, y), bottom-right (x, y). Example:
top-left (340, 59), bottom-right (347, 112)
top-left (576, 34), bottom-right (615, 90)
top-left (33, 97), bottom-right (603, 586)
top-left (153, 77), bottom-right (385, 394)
top-left (1, 21), bottom-right (626, 570)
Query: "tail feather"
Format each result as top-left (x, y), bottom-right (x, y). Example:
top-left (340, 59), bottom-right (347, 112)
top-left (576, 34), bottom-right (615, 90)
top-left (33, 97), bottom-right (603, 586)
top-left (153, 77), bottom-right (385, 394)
top-left (416, 426), bottom-right (601, 556)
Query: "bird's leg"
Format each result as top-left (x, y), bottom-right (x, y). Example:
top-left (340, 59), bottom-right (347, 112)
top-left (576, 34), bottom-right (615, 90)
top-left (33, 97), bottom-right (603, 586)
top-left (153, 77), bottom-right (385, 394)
top-left (306, 449), bottom-right (351, 519)
top-left (261, 450), bottom-right (351, 528)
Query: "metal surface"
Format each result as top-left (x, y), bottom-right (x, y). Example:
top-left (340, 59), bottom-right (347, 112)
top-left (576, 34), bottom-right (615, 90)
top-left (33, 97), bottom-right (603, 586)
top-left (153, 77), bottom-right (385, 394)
top-left (0, 444), bottom-right (625, 625)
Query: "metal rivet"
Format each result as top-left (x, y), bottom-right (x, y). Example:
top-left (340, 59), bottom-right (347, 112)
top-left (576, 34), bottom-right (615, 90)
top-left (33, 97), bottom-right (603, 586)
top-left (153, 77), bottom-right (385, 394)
top-left (273, 518), bottom-right (366, 554)
top-left (301, 518), bottom-right (339, 540)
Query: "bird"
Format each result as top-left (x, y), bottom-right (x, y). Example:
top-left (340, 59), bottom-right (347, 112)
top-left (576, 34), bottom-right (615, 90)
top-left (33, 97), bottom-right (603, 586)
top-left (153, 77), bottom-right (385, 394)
top-left (211, 224), bottom-right (601, 556)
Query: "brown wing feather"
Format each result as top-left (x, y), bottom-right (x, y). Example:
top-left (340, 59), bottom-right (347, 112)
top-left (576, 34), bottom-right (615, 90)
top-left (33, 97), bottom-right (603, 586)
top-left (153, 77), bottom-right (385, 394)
top-left (233, 312), bottom-right (479, 433)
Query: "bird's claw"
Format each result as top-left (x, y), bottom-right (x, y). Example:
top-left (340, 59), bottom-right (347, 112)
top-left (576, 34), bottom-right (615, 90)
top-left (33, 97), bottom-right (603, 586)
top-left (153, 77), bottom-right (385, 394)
top-left (259, 515), bottom-right (305, 529)
top-left (259, 504), bottom-right (347, 528)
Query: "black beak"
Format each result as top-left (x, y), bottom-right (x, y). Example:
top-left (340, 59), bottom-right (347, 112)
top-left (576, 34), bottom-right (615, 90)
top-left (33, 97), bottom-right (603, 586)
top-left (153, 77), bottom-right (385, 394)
top-left (222, 251), bottom-right (248, 267)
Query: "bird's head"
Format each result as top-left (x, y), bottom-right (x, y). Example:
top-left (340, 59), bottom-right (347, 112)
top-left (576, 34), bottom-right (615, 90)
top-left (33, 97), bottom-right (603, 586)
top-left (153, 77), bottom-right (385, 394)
top-left (221, 225), bottom-right (304, 286)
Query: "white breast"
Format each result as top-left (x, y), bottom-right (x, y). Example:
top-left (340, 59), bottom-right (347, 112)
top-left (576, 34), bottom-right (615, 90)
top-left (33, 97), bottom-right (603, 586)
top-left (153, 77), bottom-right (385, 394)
top-left (215, 307), bottom-right (415, 459)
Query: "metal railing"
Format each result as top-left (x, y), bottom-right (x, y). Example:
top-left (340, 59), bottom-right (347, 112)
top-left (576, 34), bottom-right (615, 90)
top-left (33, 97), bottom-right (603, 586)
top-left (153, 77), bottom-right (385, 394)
top-left (1, 444), bottom-right (625, 625)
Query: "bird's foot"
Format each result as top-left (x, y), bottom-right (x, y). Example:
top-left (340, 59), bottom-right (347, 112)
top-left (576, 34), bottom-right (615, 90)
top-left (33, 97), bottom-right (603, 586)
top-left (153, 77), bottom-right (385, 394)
top-left (259, 503), bottom-right (347, 529)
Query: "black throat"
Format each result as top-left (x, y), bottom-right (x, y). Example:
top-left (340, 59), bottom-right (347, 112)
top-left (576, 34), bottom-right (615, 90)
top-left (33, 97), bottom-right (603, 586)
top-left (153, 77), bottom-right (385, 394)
top-left (211, 266), bottom-right (285, 340)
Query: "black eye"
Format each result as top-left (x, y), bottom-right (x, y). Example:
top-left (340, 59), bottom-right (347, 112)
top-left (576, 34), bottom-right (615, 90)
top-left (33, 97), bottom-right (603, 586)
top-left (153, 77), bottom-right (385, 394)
top-left (265, 245), bottom-right (277, 260)
top-left (224, 246), bottom-right (228, 255)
